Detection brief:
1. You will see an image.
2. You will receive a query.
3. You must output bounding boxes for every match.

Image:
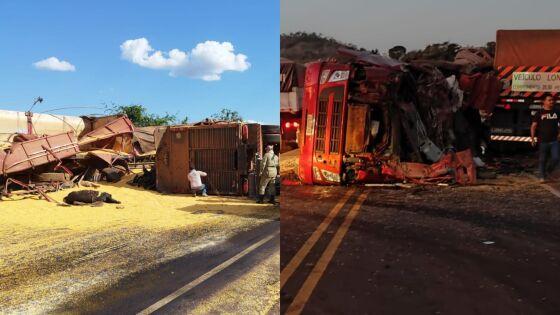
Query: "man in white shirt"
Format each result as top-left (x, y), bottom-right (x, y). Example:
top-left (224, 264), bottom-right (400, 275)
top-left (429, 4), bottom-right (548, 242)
top-left (188, 164), bottom-right (208, 197)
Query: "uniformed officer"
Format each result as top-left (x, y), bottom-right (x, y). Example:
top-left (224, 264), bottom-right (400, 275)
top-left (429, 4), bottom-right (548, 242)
top-left (257, 144), bottom-right (279, 204)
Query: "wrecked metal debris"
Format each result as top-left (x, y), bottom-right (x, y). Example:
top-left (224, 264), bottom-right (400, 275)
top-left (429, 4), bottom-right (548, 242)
top-left (132, 126), bottom-right (166, 157)
top-left (298, 46), bottom-right (503, 185)
top-left (78, 115), bottom-right (134, 152)
top-left (0, 131), bottom-right (79, 176)
top-left (0, 115), bottom-right (138, 201)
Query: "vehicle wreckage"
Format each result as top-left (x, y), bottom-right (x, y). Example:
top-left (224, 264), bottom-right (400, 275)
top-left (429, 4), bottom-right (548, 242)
top-left (1, 112), bottom-right (279, 201)
top-left (298, 47), bottom-right (502, 185)
top-left (0, 115), bottom-right (135, 201)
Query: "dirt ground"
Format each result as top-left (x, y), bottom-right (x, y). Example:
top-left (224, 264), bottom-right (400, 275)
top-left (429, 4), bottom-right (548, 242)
top-left (280, 149), bottom-right (299, 183)
top-left (280, 151), bottom-right (560, 314)
top-left (0, 173), bottom-right (279, 314)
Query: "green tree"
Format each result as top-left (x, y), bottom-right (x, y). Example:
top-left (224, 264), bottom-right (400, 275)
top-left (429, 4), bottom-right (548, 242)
top-left (110, 103), bottom-right (180, 127)
top-left (211, 108), bottom-right (243, 122)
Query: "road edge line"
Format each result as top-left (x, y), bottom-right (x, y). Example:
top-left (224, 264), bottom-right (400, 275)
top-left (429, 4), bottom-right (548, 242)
top-left (137, 231), bottom-right (278, 315)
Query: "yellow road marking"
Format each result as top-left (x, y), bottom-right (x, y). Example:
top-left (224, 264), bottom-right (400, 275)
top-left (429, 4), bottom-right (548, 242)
top-left (280, 188), bottom-right (355, 288)
top-left (137, 231), bottom-right (278, 315)
top-left (286, 192), bottom-right (368, 315)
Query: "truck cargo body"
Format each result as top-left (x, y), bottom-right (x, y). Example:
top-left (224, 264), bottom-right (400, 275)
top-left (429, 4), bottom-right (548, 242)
top-left (156, 123), bottom-right (263, 195)
top-left (492, 30), bottom-right (560, 142)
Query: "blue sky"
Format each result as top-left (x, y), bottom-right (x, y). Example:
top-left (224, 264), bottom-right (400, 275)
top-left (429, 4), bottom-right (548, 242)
top-left (0, 0), bottom-right (279, 123)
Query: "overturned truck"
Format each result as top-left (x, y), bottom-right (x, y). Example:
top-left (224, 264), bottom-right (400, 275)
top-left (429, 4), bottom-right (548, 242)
top-left (299, 49), bottom-right (477, 185)
top-left (156, 122), bottom-right (264, 195)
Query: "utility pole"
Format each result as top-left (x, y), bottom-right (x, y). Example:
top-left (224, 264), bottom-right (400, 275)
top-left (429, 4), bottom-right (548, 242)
top-left (26, 97), bottom-right (43, 135)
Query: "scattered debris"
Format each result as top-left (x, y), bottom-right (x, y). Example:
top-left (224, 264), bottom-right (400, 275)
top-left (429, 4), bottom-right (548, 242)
top-left (364, 183), bottom-right (413, 189)
top-left (0, 131), bottom-right (79, 176)
top-left (80, 180), bottom-right (100, 188)
top-left (1, 115), bottom-right (135, 201)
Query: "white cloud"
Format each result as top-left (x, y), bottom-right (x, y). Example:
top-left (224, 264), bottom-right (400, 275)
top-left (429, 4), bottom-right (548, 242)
top-left (120, 38), bottom-right (250, 81)
top-left (33, 57), bottom-right (76, 72)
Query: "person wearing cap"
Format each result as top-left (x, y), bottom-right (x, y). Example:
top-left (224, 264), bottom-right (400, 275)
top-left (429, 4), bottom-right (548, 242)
top-left (257, 144), bottom-right (279, 204)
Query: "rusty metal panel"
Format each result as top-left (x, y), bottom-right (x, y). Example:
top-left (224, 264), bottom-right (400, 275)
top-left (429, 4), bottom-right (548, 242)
top-left (1, 131), bottom-right (79, 175)
top-left (79, 114), bottom-right (124, 136)
top-left (190, 148), bottom-right (238, 194)
top-left (188, 124), bottom-right (240, 149)
top-left (188, 124), bottom-right (241, 195)
top-left (156, 127), bottom-right (190, 194)
top-left (345, 104), bottom-right (369, 153)
top-left (155, 127), bottom-right (172, 191)
top-left (156, 123), bottom-right (257, 195)
top-left (79, 116), bottom-right (134, 148)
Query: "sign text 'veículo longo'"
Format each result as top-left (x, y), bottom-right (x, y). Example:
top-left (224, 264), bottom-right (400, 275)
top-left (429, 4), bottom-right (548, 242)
top-left (511, 72), bottom-right (560, 92)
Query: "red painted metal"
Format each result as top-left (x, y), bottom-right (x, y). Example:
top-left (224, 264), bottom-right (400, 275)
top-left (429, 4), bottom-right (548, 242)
top-left (0, 131), bottom-right (79, 175)
top-left (299, 62), bottom-right (352, 184)
top-left (298, 53), bottom-right (476, 186)
top-left (25, 111), bottom-right (33, 135)
top-left (242, 124), bottom-right (249, 142)
top-left (299, 62), bottom-right (322, 184)
top-left (382, 149), bottom-right (476, 184)
top-left (78, 116), bottom-right (134, 147)
top-left (242, 177), bottom-right (249, 194)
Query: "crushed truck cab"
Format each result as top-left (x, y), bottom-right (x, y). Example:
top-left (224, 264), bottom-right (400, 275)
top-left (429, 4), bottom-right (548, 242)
top-left (298, 49), bottom-right (476, 185)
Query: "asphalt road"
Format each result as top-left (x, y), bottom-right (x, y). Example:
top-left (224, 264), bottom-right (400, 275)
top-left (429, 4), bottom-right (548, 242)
top-left (280, 174), bottom-right (560, 314)
top-left (57, 220), bottom-right (280, 315)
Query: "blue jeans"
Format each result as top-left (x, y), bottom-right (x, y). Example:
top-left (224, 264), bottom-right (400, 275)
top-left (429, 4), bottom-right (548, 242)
top-left (539, 141), bottom-right (559, 178)
top-left (192, 184), bottom-right (207, 195)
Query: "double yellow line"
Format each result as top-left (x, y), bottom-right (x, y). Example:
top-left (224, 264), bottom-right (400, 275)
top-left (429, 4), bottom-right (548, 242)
top-left (281, 189), bottom-right (368, 315)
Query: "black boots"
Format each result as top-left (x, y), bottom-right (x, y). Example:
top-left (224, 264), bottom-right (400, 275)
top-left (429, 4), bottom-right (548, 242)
top-left (268, 195), bottom-right (278, 205)
top-left (257, 194), bottom-right (278, 205)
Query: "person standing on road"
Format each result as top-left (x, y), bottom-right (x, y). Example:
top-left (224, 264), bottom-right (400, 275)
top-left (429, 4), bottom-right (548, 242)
top-left (531, 93), bottom-right (560, 181)
top-left (257, 144), bottom-right (279, 204)
top-left (188, 164), bottom-right (208, 196)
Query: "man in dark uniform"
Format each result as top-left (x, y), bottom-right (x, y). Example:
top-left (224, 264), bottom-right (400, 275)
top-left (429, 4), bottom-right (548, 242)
top-left (531, 93), bottom-right (560, 181)
top-left (257, 144), bottom-right (279, 204)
